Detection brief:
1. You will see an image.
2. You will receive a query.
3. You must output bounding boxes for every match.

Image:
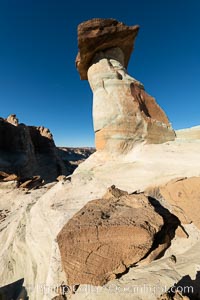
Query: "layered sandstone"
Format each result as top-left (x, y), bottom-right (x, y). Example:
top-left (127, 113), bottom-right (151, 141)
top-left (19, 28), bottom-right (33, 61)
top-left (57, 186), bottom-right (164, 286)
top-left (76, 19), bottom-right (175, 152)
top-left (0, 115), bottom-right (68, 181)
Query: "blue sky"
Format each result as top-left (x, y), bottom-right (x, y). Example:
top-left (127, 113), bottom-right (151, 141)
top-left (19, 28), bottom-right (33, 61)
top-left (0, 0), bottom-right (200, 146)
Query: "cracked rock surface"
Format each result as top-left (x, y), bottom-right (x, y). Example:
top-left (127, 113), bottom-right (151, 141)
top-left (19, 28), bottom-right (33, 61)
top-left (57, 186), bottom-right (164, 286)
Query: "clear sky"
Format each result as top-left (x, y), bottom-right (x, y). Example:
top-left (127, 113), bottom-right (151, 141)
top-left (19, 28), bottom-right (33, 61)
top-left (0, 0), bottom-right (200, 146)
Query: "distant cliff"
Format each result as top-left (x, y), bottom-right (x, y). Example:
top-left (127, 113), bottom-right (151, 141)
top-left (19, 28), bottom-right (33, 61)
top-left (57, 146), bottom-right (95, 173)
top-left (0, 114), bottom-right (95, 182)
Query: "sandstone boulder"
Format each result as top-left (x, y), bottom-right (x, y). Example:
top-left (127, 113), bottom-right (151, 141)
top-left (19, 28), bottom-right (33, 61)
top-left (145, 177), bottom-right (200, 229)
top-left (57, 186), bottom-right (164, 286)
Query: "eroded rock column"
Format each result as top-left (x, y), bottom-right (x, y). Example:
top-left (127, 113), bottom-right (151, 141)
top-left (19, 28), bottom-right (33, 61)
top-left (76, 18), bottom-right (175, 152)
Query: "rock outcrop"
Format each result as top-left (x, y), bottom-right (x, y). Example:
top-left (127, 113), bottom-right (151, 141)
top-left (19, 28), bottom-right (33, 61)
top-left (6, 114), bottom-right (19, 126)
top-left (76, 18), bottom-right (175, 152)
top-left (0, 115), bottom-right (68, 182)
top-left (57, 186), bottom-right (164, 286)
top-left (145, 177), bottom-right (200, 229)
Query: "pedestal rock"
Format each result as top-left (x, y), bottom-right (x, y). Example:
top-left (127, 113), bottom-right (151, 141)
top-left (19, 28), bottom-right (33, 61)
top-left (76, 18), bottom-right (175, 152)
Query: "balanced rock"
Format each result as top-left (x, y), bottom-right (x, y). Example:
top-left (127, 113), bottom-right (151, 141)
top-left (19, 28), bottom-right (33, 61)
top-left (57, 186), bottom-right (163, 286)
top-left (76, 19), bottom-right (175, 152)
top-left (145, 177), bottom-right (200, 229)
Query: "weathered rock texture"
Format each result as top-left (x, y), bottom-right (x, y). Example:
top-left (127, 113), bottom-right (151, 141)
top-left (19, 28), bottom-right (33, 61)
top-left (0, 115), bottom-right (68, 182)
top-left (57, 186), bottom-right (164, 286)
top-left (145, 177), bottom-right (200, 229)
top-left (76, 18), bottom-right (175, 152)
top-left (88, 53), bottom-right (175, 151)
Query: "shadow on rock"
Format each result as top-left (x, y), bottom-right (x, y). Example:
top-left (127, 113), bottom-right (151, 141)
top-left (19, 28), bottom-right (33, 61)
top-left (133, 195), bottom-right (183, 268)
top-left (147, 196), bottom-right (181, 259)
top-left (159, 272), bottom-right (200, 299)
top-left (174, 272), bottom-right (200, 299)
top-left (0, 278), bottom-right (28, 300)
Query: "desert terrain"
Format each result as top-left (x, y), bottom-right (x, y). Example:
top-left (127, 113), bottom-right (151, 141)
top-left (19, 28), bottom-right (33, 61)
top-left (0, 18), bottom-right (200, 300)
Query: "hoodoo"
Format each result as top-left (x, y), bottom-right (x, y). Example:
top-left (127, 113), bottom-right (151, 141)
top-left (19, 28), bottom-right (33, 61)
top-left (76, 18), bottom-right (175, 152)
